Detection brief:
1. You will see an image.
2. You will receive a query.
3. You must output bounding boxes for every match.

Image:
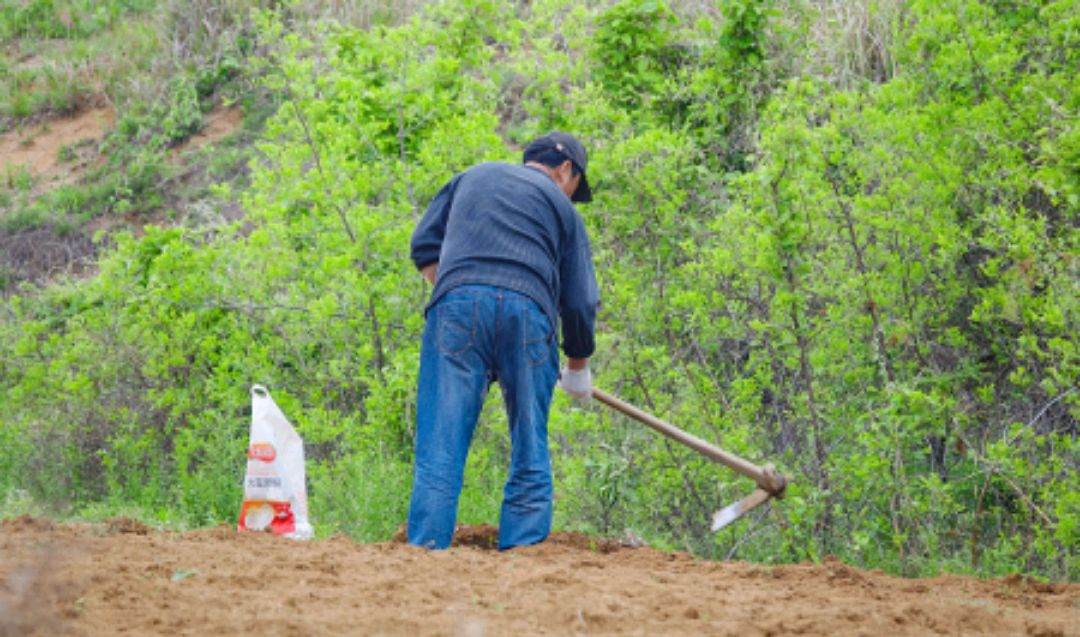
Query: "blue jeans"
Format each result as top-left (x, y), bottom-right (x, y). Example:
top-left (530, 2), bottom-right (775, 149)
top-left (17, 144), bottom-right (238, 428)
top-left (407, 285), bottom-right (559, 550)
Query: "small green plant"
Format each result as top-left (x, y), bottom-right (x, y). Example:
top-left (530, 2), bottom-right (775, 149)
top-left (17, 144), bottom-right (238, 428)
top-left (38, 65), bottom-right (83, 115)
top-left (57, 144), bottom-right (76, 163)
top-left (0, 205), bottom-right (45, 232)
top-left (170, 568), bottom-right (198, 582)
top-left (3, 164), bottom-right (33, 192)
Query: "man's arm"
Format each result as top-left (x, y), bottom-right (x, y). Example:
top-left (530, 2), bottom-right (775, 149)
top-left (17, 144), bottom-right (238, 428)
top-left (566, 357), bottom-right (588, 370)
top-left (557, 211), bottom-right (599, 402)
top-left (558, 216), bottom-right (599, 360)
top-left (410, 174), bottom-right (461, 274)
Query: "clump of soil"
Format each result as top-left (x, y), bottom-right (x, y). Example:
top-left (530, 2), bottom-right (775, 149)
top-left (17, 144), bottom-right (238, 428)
top-left (0, 515), bottom-right (55, 533)
top-left (449, 523), bottom-right (500, 549)
top-left (1, 517), bottom-right (1077, 637)
top-left (104, 517), bottom-right (151, 536)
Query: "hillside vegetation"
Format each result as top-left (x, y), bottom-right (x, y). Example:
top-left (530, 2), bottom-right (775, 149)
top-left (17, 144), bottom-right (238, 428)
top-left (0, 0), bottom-right (1076, 580)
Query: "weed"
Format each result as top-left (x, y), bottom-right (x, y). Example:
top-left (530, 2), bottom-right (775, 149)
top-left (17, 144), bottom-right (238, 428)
top-left (3, 164), bottom-right (33, 192)
top-left (0, 3), bottom-right (155, 122)
top-left (170, 568), bottom-right (198, 582)
top-left (0, 206), bottom-right (46, 233)
top-left (9, 94), bottom-right (32, 118)
top-left (0, 0), bottom-right (156, 41)
top-left (38, 65), bottom-right (84, 114)
top-left (57, 144), bottom-right (76, 163)
top-left (206, 144), bottom-right (247, 178)
top-left (52, 217), bottom-right (78, 237)
top-left (0, 489), bottom-right (42, 518)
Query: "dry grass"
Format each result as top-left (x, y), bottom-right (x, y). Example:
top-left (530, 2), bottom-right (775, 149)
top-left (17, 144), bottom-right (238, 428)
top-left (290, 0), bottom-right (430, 28)
top-left (775, 0), bottom-right (904, 87)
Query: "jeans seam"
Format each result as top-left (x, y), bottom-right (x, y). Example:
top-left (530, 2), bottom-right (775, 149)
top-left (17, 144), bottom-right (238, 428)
top-left (524, 306), bottom-right (553, 369)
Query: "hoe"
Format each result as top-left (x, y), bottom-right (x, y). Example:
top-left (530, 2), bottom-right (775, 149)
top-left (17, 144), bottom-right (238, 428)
top-left (592, 387), bottom-right (788, 531)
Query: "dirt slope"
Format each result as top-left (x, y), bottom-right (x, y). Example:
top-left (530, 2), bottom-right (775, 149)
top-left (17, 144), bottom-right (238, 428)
top-left (1, 516), bottom-right (1076, 637)
top-left (0, 106), bottom-right (114, 183)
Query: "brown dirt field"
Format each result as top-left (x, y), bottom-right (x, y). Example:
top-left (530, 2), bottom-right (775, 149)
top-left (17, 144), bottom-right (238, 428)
top-left (1, 516), bottom-right (1077, 637)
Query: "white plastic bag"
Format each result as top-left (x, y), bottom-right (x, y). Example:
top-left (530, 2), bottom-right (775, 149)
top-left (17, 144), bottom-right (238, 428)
top-left (237, 384), bottom-right (313, 539)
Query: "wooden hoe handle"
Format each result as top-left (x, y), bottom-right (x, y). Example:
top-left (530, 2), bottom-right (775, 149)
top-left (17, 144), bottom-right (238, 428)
top-left (591, 387), bottom-right (787, 497)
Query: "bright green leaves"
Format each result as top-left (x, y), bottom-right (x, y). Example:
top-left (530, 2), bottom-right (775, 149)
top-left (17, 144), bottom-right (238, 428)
top-left (590, 0), bottom-right (678, 107)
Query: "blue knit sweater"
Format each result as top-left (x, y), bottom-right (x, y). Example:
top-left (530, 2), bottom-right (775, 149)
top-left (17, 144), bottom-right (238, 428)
top-left (410, 162), bottom-right (599, 359)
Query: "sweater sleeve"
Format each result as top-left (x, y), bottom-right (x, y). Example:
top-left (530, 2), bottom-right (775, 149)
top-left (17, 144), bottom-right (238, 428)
top-left (410, 174), bottom-right (460, 270)
top-left (558, 213), bottom-right (599, 359)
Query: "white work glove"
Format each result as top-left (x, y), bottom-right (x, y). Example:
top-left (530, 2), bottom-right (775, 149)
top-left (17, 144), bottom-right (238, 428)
top-left (558, 366), bottom-right (592, 403)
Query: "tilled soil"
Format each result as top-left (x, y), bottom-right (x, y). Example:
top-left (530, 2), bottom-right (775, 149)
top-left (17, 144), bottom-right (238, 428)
top-left (1, 516), bottom-right (1077, 637)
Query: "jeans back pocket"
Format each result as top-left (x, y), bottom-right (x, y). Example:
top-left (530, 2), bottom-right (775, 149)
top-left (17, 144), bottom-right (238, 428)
top-left (435, 299), bottom-right (476, 357)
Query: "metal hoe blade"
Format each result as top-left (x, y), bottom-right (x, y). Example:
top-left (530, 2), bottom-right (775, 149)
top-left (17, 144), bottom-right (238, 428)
top-left (711, 488), bottom-right (771, 531)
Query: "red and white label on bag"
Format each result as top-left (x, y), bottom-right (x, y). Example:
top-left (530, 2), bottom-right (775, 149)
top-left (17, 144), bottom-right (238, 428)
top-left (237, 500), bottom-right (296, 535)
top-left (248, 442), bottom-right (276, 462)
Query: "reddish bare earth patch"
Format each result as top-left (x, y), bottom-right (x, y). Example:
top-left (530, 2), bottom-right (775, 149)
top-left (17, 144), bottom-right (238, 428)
top-left (1, 517), bottom-right (1077, 637)
top-left (173, 105), bottom-right (243, 155)
top-left (0, 105), bottom-right (114, 193)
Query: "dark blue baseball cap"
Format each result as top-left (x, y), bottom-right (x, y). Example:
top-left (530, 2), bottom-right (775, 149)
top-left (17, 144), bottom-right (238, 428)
top-left (523, 132), bottom-right (592, 203)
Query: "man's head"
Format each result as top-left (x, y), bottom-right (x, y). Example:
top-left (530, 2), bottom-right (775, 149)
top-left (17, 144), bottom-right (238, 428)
top-left (523, 132), bottom-right (592, 203)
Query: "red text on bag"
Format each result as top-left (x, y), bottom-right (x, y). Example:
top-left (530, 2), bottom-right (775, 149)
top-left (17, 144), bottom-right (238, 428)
top-left (248, 442), bottom-right (277, 462)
